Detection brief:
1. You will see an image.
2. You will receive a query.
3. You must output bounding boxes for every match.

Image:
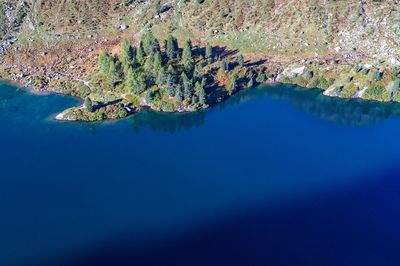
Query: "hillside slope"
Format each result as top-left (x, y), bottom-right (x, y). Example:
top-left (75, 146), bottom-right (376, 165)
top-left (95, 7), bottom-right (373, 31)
top-left (1, 0), bottom-right (400, 103)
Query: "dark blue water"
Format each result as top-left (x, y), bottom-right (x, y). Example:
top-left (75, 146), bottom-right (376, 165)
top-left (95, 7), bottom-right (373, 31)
top-left (2, 80), bottom-right (400, 266)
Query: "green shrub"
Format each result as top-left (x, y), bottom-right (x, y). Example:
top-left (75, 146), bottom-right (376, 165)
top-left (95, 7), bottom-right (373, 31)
top-left (360, 68), bottom-right (370, 75)
top-left (344, 76), bottom-right (353, 83)
top-left (370, 71), bottom-right (383, 81)
top-left (354, 66), bottom-right (363, 73)
top-left (256, 73), bottom-right (267, 83)
top-left (364, 85), bottom-right (387, 101)
top-left (387, 78), bottom-right (400, 98)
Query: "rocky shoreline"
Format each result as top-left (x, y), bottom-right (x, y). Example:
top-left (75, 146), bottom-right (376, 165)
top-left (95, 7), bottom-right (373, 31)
top-left (5, 53), bottom-right (400, 123)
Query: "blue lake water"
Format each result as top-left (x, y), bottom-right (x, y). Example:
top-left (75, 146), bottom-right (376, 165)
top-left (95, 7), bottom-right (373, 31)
top-left (1, 80), bottom-right (400, 266)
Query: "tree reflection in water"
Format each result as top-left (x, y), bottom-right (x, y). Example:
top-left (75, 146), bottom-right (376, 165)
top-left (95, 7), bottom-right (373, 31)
top-left (127, 83), bottom-right (400, 133)
top-left (220, 84), bottom-right (400, 127)
top-left (129, 110), bottom-right (206, 134)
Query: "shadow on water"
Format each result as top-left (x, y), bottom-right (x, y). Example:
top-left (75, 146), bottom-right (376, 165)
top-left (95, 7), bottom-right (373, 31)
top-left (128, 110), bottom-right (206, 134)
top-left (112, 84), bottom-right (400, 134)
top-left (40, 167), bottom-right (400, 266)
top-left (3, 80), bottom-right (400, 131)
top-left (219, 84), bottom-right (400, 127)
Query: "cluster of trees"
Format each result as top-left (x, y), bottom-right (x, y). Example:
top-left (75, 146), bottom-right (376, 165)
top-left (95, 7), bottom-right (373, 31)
top-left (97, 31), bottom-right (214, 107)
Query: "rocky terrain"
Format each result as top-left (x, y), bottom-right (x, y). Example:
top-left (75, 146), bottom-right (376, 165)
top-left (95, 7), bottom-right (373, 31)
top-left (1, 0), bottom-right (400, 106)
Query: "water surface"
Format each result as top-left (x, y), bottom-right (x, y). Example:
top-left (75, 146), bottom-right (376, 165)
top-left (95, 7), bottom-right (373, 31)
top-left (1, 81), bottom-right (400, 266)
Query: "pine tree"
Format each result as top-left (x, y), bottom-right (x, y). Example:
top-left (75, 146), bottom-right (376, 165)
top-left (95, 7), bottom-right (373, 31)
top-left (126, 67), bottom-right (135, 93)
top-left (181, 72), bottom-right (190, 88)
top-left (142, 31), bottom-right (160, 57)
top-left (181, 72), bottom-right (194, 100)
top-left (144, 55), bottom-right (154, 72)
top-left (236, 55), bottom-right (244, 66)
top-left (175, 84), bottom-right (184, 102)
top-left (167, 64), bottom-right (176, 77)
top-left (256, 72), bottom-right (267, 83)
top-left (153, 51), bottom-right (163, 72)
top-left (84, 97), bottom-right (93, 112)
top-left (108, 59), bottom-right (117, 85)
top-left (142, 31), bottom-right (154, 56)
top-left (121, 39), bottom-right (135, 73)
top-left (184, 84), bottom-right (194, 101)
top-left (205, 43), bottom-right (213, 59)
top-left (150, 38), bottom-right (161, 57)
top-left (193, 63), bottom-right (203, 80)
top-left (145, 90), bottom-right (153, 103)
top-left (192, 95), bottom-right (199, 104)
top-left (195, 81), bottom-right (206, 105)
top-left (166, 34), bottom-right (179, 61)
top-left (136, 42), bottom-right (144, 64)
top-left (199, 85), bottom-right (206, 105)
top-left (165, 74), bottom-right (175, 97)
top-left (229, 74), bottom-right (238, 93)
top-left (201, 77), bottom-right (207, 88)
top-left (221, 58), bottom-right (229, 72)
top-left (133, 74), bottom-right (147, 95)
top-left (156, 68), bottom-right (166, 86)
top-left (182, 40), bottom-right (194, 72)
top-left (98, 52), bottom-right (111, 74)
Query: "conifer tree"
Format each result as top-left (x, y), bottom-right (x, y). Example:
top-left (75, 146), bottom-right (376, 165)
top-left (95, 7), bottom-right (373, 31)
top-left (182, 40), bottom-right (194, 72)
top-left (136, 42), bottom-right (144, 64)
top-left (98, 52), bottom-right (111, 74)
top-left (199, 85), bottom-right (206, 105)
top-left (84, 97), bottom-right (93, 112)
top-left (142, 31), bottom-right (160, 57)
top-left (181, 72), bottom-right (190, 89)
top-left (150, 38), bottom-right (161, 56)
top-left (145, 90), bottom-right (153, 103)
top-left (195, 81), bottom-right (206, 105)
top-left (205, 43), bottom-right (213, 59)
top-left (194, 63), bottom-right (203, 80)
top-left (144, 55), bottom-right (154, 72)
top-left (126, 67), bottom-right (135, 92)
top-left (167, 64), bottom-right (176, 77)
top-left (165, 74), bottom-right (175, 97)
top-left (192, 95), bottom-right (199, 104)
top-left (236, 55), bottom-right (244, 66)
top-left (201, 77), bottom-right (207, 88)
top-left (153, 51), bottom-right (163, 72)
top-left (132, 73), bottom-right (147, 95)
top-left (181, 72), bottom-right (194, 100)
top-left (142, 31), bottom-right (155, 56)
top-left (256, 72), bottom-right (267, 83)
top-left (108, 59), bottom-right (117, 85)
top-left (221, 58), bottom-right (229, 72)
top-left (184, 84), bottom-right (194, 101)
top-left (175, 84), bottom-right (184, 102)
top-left (166, 34), bottom-right (179, 61)
top-left (229, 74), bottom-right (238, 92)
top-left (121, 39), bottom-right (135, 73)
top-left (156, 68), bottom-right (166, 86)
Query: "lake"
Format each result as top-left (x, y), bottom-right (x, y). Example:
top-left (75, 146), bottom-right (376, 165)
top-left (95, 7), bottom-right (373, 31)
top-left (1, 81), bottom-right (400, 266)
